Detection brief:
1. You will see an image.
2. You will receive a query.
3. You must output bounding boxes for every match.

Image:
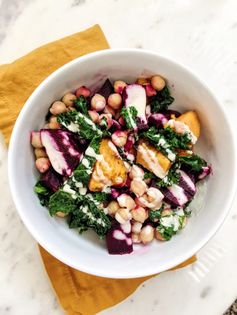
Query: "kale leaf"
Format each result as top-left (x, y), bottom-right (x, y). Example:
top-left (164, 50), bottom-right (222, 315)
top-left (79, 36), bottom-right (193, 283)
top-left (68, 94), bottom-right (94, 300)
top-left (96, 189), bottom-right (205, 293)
top-left (58, 110), bottom-right (102, 140)
top-left (143, 170), bottom-right (156, 180)
top-left (34, 181), bottom-right (53, 207)
top-left (149, 204), bottom-right (164, 222)
top-left (178, 154), bottom-right (207, 172)
top-left (156, 163), bottom-right (181, 188)
top-left (48, 191), bottom-right (77, 216)
top-left (73, 96), bottom-right (88, 116)
top-left (149, 86), bottom-right (174, 113)
top-left (68, 201), bottom-right (111, 238)
top-left (121, 106), bottom-right (138, 129)
top-left (159, 127), bottom-right (191, 150)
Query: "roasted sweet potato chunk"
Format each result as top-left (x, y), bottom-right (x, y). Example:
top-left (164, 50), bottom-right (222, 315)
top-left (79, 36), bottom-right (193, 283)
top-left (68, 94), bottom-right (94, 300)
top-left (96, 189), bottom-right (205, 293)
top-left (176, 111), bottom-right (200, 138)
top-left (136, 140), bottom-right (171, 179)
top-left (89, 139), bottom-right (127, 192)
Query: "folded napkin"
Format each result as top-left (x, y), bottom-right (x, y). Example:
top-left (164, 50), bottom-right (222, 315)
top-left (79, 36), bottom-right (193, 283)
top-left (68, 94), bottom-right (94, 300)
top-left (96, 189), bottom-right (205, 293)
top-left (0, 25), bottom-right (196, 315)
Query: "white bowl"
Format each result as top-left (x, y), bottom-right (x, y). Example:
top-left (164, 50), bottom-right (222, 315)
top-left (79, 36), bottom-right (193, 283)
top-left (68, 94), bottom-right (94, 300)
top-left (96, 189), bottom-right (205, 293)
top-left (8, 49), bottom-right (237, 278)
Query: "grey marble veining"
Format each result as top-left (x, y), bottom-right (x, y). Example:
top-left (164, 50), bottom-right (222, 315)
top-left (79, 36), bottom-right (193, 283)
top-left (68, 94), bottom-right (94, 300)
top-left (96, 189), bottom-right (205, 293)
top-left (0, 0), bottom-right (237, 314)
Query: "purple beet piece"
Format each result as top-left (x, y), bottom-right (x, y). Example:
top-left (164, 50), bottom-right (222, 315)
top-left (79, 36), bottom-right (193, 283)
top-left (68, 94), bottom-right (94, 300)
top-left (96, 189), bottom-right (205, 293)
top-left (41, 129), bottom-right (83, 176)
top-left (110, 119), bottom-right (122, 133)
top-left (162, 110), bottom-right (181, 119)
top-left (40, 168), bottom-right (63, 192)
top-left (106, 220), bottom-right (133, 255)
top-left (124, 133), bottom-right (135, 152)
top-left (96, 79), bottom-right (114, 100)
top-left (178, 170), bottom-right (196, 196)
top-left (198, 165), bottom-right (212, 180)
top-left (123, 84), bottom-right (147, 125)
top-left (161, 184), bottom-right (191, 206)
top-left (148, 113), bottom-right (168, 128)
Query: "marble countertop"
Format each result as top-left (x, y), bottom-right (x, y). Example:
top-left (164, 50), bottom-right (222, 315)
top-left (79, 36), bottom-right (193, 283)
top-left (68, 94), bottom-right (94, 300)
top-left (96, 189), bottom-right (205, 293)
top-left (1, 0), bottom-right (237, 314)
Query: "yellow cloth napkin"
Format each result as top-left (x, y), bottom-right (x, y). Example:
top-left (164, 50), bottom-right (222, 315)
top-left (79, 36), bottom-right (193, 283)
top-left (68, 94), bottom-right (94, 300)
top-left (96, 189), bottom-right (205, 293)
top-left (0, 25), bottom-right (196, 315)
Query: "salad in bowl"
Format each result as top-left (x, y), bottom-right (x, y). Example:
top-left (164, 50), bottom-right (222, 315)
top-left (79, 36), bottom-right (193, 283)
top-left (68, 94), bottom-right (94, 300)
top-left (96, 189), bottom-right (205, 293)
top-left (31, 75), bottom-right (211, 255)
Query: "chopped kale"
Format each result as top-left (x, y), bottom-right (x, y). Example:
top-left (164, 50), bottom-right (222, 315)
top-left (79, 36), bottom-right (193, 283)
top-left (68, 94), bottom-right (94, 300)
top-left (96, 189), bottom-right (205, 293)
top-left (149, 86), bottom-right (174, 113)
top-left (121, 106), bottom-right (138, 129)
top-left (68, 201), bottom-right (111, 238)
top-left (143, 170), bottom-right (156, 180)
top-left (34, 181), bottom-right (53, 207)
top-left (179, 154), bottom-right (207, 172)
top-left (156, 163), bottom-right (181, 188)
top-left (73, 95), bottom-right (88, 116)
top-left (48, 191), bottom-right (77, 216)
top-left (57, 110), bottom-right (102, 140)
top-left (159, 127), bottom-right (191, 150)
top-left (149, 204), bottom-right (164, 222)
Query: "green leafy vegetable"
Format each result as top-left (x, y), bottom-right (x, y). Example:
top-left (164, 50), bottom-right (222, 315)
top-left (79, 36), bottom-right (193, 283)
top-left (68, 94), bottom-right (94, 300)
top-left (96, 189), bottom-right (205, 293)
top-left (142, 127), bottom-right (176, 160)
top-left (57, 110), bottom-right (102, 140)
top-left (121, 106), bottom-right (138, 129)
top-left (149, 204), bottom-right (164, 222)
top-left (179, 154), bottom-right (207, 172)
top-left (73, 96), bottom-right (88, 116)
top-left (49, 191), bottom-right (77, 216)
top-left (68, 201), bottom-right (111, 237)
top-left (34, 181), bottom-right (53, 207)
top-left (156, 209), bottom-right (186, 241)
top-left (156, 163), bottom-right (181, 188)
top-left (159, 127), bottom-right (191, 150)
top-left (149, 86), bottom-right (174, 113)
top-left (143, 170), bottom-right (156, 180)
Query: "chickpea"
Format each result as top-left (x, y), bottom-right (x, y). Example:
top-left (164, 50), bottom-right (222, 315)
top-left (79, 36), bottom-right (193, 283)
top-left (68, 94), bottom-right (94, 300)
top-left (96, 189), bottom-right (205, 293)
top-left (140, 225), bottom-right (155, 244)
top-left (151, 75), bottom-right (166, 91)
top-left (115, 208), bottom-right (132, 224)
top-left (34, 148), bottom-right (47, 159)
top-left (107, 200), bottom-right (120, 217)
top-left (113, 80), bottom-right (127, 94)
top-left (111, 131), bottom-right (128, 147)
top-left (132, 221), bottom-right (143, 234)
top-left (50, 101), bottom-right (67, 115)
top-left (91, 94), bottom-right (106, 111)
top-left (155, 229), bottom-right (166, 241)
top-left (108, 93), bottom-right (122, 110)
top-left (88, 110), bottom-right (99, 123)
top-left (35, 158), bottom-right (51, 173)
top-left (132, 233), bottom-right (141, 244)
top-left (49, 116), bottom-right (61, 129)
top-left (117, 194), bottom-right (136, 211)
top-left (104, 105), bottom-right (116, 117)
top-left (62, 93), bottom-right (77, 107)
top-left (130, 178), bottom-right (147, 197)
top-left (56, 211), bottom-right (67, 218)
top-left (131, 207), bottom-right (148, 223)
top-left (75, 86), bottom-right (91, 98)
top-left (31, 131), bottom-right (43, 148)
top-left (129, 165), bottom-right (144, 180)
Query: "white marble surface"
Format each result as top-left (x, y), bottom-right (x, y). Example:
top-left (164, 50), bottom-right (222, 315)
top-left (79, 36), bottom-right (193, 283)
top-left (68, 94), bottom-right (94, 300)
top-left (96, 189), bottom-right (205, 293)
top-left (1, 0), bottom-right (237, 314)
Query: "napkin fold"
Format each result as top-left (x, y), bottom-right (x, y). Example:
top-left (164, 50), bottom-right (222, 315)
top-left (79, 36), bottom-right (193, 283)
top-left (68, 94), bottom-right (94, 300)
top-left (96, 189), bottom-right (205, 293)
top-left (0, 24), bottom-right (196, 315)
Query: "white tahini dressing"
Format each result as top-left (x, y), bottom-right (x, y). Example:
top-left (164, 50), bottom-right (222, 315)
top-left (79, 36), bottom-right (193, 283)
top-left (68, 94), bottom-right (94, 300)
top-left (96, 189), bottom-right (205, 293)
top-left (138, 143), bottom-right (167, 179)
top-left (168, 184), bottom-right (188, 205)
top-left (63, 184), bottom-right (77, 199)
top-left (160, 215), bottom-right (180, 232)
top-left (67, 122), bottom-right (80, 133)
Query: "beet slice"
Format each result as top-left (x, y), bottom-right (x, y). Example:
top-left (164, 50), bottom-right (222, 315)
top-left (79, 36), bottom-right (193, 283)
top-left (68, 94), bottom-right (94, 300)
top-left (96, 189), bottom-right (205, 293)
top-left (148, 113), bottom-right (168, 128)
top-left (178, 170), bottom-right (196, 196)
top-left (97, 79), bottom-right (114, 100)
top-left (106, 220), bottom-right (133, 255)
top-left (123, 84), bottom-right (147, 125)
top-left (41, 129), bottom-right (83, 176)
top-left (161, 184), bottom-right (190, 206)
top-left (40, 168), bottom-right (63, 192)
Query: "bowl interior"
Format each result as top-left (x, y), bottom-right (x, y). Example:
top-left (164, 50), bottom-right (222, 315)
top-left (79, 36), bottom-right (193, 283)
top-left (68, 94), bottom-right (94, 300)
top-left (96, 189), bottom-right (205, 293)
top-left (8, 50), bottom-right (236, 278)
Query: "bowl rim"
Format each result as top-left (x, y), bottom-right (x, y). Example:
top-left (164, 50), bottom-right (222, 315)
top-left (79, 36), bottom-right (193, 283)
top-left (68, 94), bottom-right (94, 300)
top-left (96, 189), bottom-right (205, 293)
top-left (8, 48), bottom-right (237, 278)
